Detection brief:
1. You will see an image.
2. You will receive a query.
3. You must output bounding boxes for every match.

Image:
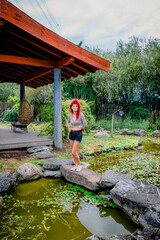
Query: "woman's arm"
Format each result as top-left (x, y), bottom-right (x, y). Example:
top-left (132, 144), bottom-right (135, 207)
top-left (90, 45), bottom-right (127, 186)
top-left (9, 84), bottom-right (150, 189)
top-left (66, 114), bottom-right (71, 131)
top-left (81, 112), bottom-right (87, 130)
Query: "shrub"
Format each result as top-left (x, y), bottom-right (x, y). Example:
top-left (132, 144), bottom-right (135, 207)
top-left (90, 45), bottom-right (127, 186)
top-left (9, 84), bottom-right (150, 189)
top-left (2, 108), bottom-right (19, 121)
top-left (126, 105), bottom-right (151, 120)
top-left (7, 96), bottom-right (20, 110)
top-left (155, 117), bottom-right (160, 129)
top-left (38, 103), bottom-right (53, 122)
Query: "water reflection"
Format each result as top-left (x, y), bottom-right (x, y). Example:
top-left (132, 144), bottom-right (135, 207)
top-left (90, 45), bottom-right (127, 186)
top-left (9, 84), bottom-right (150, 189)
top-left (77, 203), bottom-right (137, 236)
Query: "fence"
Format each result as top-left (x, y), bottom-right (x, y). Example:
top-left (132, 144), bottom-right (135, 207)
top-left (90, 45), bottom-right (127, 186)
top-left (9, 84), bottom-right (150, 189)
top-left (100, 103), bottom-right (119, 118)
top-left (0, 102), bottom-right (14, 117)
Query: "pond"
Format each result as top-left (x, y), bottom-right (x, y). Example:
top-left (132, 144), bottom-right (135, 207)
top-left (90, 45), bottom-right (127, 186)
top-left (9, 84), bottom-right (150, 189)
top-left (0, 136), bottom-right (159, 240)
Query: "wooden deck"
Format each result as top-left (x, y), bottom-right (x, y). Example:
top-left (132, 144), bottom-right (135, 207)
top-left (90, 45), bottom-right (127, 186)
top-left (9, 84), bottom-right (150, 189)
top-left (0, 127), bottom-right (53, 150)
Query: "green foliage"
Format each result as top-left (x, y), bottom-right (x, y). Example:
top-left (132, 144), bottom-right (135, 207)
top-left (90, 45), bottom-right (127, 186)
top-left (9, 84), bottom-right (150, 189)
top-left (96, 117), bottom-right (156, 132)
top-left (126, 106), bottom-right (151, 120)
top-left (27, 84), bottom-right (54, 105)
top-left (7, 96), bottom-right (20, 109)
top-left (87, 37), bottom-right (160, 115)
top-left (0, 83), bottom-right (18, 102)
top-left (62, 73), bottom-right (98, 114)
top-left (110, 152), bottom-right (160, 188)
top-left (66, 184), bottom-right (116, 207)
top-left (31, 160), bottom-right (45, 166)
top-left (2, 108), bottom-right (19, 121)
top-left (39, 101), bottom-right (69, 139)
top-left (155, 117), bottom-right (160, 129)
top-left (38, 103), bottom-right (53, 122)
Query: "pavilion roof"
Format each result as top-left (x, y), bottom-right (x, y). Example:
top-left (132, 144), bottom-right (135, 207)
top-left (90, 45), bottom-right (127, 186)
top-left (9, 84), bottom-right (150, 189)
top-left (0, 0), bottom-right (110, 88)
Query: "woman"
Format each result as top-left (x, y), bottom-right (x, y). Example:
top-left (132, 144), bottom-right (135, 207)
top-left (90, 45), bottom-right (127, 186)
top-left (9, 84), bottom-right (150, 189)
top-left (66, 99), bottom-right (87, 171)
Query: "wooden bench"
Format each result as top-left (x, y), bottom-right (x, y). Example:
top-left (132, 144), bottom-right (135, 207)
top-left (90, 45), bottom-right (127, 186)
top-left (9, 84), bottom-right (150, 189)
top-left (11, 121), bottom-right (28, 133)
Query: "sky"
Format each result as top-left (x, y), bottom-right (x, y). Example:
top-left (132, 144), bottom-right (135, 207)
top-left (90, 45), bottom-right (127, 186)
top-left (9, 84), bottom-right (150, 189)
top-left (8, 0), bottom-right (160, 52)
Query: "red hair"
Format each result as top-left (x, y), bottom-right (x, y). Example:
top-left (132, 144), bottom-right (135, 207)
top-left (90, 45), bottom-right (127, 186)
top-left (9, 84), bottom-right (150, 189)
top-left (69, 99), bottom-right (82, 119)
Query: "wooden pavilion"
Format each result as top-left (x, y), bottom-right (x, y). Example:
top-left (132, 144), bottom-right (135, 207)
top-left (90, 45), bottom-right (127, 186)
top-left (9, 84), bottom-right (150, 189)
top-left (0, 0), bottom-right (110, 148)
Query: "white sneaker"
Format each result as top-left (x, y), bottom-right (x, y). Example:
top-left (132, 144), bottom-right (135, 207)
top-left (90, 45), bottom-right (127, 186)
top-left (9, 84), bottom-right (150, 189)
top-left (76, 165), bottom-right (83, 172)
top-left (71, 165), bottom-right (77, 171)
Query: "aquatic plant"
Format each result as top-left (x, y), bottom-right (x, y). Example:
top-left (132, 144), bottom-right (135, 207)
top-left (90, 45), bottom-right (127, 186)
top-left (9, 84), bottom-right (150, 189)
top-left (0, 183), bottom-right (116, 239)
top-left (110, 152), bottom-right (160, 188)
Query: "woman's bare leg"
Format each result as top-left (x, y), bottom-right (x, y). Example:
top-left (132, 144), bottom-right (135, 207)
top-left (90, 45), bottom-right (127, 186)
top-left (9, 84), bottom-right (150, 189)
top-left (71, 141), bottom-right (81, 165)
top-left (70, 140), bottom-right (78, 165)
top-left (69, 140), bottom-right (74, 150)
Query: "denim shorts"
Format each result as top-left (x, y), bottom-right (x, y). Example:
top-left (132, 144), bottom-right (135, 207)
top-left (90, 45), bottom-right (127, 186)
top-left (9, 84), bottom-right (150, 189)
top-left (69, 130), bottom-right (83, 143)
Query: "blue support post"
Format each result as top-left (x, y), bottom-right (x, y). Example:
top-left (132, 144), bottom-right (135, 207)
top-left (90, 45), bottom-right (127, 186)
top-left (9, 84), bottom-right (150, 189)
top-left (54, 68), bottom-right (62, 148)
top-left (20, 81), bottom-right (25, 102)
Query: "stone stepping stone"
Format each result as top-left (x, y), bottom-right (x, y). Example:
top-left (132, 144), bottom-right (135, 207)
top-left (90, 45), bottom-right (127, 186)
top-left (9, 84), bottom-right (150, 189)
top-left (60, 165), bottom-right (101, 191)
top-left (34, 150), bottom-right (57, 159)
top-left (43, 158), bottom-right (74, 170)
top-left (27, 146), bottom-right (49, 154)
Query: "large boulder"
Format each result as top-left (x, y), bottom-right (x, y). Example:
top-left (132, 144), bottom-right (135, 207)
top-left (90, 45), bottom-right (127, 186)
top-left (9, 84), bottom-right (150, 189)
top-left (27, 146), bottom-right (49, 154)
top-left (0, 171), bottom-right (17, 193)
top-left (99, 170), bottom-right (133, 188)
top-left (150, 130), bottom-right (160, 137)
top-left (60, 165), bottom-right (101, 191)
top-left (43, 158), bottom-right (74, 170)
top-left (110, 179), bottom-right (160, 228)
top-left (43, 170), bottom-right (62, 178)
top-left (119, 128), bottom-right (132, 135)
top-left (134, 129), bottom-right (147, 136)
top-left (15, 163), bottom-right (43, 182)
top-left (94, 131), bottom-right (110, 138)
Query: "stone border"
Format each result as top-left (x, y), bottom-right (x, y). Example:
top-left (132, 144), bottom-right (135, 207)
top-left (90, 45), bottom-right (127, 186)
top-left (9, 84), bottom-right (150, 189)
top-left (80, 143), bottom-right (143, 160)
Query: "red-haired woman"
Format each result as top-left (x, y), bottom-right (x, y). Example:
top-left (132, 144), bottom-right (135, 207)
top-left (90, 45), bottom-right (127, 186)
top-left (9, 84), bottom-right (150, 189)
top-left (66, 99), bottom-right (87, 171)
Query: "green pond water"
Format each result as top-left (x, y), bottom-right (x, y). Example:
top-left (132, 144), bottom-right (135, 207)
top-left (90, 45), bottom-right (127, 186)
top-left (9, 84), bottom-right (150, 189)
top-left (87, 137), bottom-right (160, 175)
top-left (0, 137), bottom-right (159, 240)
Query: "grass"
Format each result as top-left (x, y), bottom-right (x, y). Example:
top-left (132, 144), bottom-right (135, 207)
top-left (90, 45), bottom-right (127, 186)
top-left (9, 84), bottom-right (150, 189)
top-left (28, 122), bottom-right (47, 133)
top-left (96, 117), bottom-right (157, 133)
top-left (55, 152), bottom-right (73, 159)
top-left (0, 155), bottom-right (38, 173)
top-left (0, 122), bottom-right (10, 128)
top-left (79, 132), bottom-right (139, 155)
